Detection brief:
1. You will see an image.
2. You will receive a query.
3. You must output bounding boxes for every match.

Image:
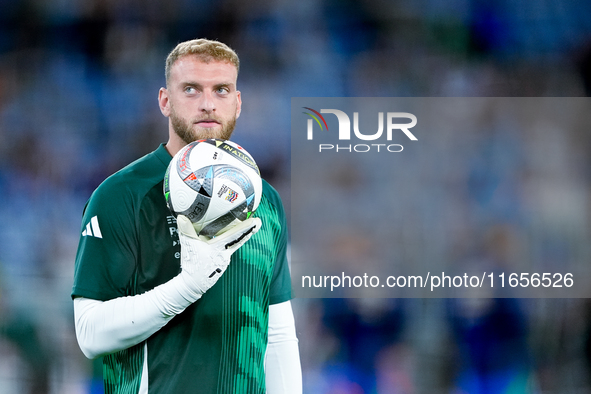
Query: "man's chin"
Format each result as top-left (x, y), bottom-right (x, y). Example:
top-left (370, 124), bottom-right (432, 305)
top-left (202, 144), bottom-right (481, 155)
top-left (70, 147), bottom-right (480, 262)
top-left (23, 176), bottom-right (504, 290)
top-left (190, 126), bottom-right (223, 140)
top-left (192, 124), bottom-right (234, 141)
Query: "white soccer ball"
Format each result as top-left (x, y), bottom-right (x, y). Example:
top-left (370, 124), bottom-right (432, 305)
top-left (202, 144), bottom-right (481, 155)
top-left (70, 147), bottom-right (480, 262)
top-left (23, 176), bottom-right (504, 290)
top-left (164, 139), bottom-right (262, 238)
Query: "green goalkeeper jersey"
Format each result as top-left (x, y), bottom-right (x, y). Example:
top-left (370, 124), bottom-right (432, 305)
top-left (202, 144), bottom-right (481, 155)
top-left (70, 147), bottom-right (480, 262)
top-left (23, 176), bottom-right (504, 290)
top-left (72, 144), bottom-right (292, 394)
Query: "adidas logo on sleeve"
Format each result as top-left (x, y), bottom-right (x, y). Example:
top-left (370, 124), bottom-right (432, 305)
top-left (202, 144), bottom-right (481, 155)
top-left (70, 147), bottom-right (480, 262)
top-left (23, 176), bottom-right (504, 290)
top-left (82, 216), bottom-right (103, 238)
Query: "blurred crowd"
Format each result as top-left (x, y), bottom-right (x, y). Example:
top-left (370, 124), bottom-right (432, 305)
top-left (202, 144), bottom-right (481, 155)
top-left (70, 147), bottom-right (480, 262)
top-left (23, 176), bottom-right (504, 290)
top-left (1, 0), bottom-right (591, 393)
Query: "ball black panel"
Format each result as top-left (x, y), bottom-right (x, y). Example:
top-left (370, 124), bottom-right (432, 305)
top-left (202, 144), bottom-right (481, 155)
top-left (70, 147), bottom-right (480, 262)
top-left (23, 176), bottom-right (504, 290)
top-left (193, 166), bottom-right (214, 197)
top-left (179, 193), bottom-right (211, 223)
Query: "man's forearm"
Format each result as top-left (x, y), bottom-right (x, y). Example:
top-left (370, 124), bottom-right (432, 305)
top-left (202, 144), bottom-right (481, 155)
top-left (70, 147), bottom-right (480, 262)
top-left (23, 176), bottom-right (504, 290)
top-left (73, 275), bottom-right (195, 359)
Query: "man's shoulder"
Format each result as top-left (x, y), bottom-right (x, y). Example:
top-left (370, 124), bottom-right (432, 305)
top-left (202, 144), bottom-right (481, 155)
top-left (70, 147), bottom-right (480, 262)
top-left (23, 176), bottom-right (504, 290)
top-left (87, 145), bottom-right (171, 210)
top-left (258, 179), bottom-right (287, 225)
top-left (114, 145), bottom-right (170, 185)
top-left (261, 179), bottom-right (283, 208)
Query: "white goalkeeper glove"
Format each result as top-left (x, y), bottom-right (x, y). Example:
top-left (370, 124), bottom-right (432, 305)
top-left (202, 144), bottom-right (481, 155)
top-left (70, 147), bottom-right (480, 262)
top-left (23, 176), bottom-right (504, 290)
top-left (176, 215), bottom-right (261, 302)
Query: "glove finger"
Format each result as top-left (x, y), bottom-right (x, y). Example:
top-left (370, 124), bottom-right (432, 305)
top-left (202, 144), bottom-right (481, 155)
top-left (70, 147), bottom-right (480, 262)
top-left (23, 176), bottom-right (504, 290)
top-left (208, 217), bottom-right (262, 250)
top-left (176, 215), bottom-right (199, 239)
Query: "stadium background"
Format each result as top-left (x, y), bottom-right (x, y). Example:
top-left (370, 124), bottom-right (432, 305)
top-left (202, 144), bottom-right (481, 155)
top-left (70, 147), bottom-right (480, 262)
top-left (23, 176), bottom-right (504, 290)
top-left (1, 0), bottom-right (591, 392)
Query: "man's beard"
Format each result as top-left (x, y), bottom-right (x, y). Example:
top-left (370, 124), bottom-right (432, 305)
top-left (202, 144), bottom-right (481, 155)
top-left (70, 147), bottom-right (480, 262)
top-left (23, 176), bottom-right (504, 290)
top-left (170, 107), bottom-right (237, 144)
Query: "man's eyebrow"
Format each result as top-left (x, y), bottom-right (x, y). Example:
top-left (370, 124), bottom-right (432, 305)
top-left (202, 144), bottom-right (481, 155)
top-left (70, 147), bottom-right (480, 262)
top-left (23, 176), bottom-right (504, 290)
top-left (181, 81), bottom-right (203, 88)
top-left (180, 81), bottom-right (235, 90)
top-left (213, 82), bottom-right (235, 90)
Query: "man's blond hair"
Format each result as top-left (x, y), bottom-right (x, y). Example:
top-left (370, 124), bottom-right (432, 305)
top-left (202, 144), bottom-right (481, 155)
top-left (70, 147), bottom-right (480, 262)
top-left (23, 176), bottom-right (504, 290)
top-left (165, 39), bottom-right (240, 85)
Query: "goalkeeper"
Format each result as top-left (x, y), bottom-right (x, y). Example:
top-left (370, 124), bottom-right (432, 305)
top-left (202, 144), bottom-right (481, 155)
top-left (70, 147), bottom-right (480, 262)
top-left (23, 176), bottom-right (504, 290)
top-left (72, 38), bottom-right (301, 393)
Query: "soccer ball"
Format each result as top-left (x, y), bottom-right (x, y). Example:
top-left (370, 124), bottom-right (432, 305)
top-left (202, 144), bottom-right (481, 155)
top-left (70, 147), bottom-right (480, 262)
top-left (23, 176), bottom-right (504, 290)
top-left (164, 139), bottom-right (262, 238)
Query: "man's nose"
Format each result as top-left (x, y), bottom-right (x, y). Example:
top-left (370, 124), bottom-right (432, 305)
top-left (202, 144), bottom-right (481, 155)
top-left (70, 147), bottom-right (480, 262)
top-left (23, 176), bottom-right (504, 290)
top-left (198, 90), bottom-right (216, 112)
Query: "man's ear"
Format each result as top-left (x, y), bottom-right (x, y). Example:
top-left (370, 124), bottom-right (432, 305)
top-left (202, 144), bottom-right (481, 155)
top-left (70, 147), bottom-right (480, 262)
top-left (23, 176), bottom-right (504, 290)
top-left (159, 88), bottom-right (170, 117)
top-left (235, 90), bottom-right (242, 119)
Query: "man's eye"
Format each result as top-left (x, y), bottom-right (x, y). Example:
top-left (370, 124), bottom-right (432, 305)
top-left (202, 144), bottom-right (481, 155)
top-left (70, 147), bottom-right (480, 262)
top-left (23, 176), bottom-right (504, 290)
top-left (216, 87), bottom-right (229, 94)
top-left (185, 86), bottom-right (196, 94)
